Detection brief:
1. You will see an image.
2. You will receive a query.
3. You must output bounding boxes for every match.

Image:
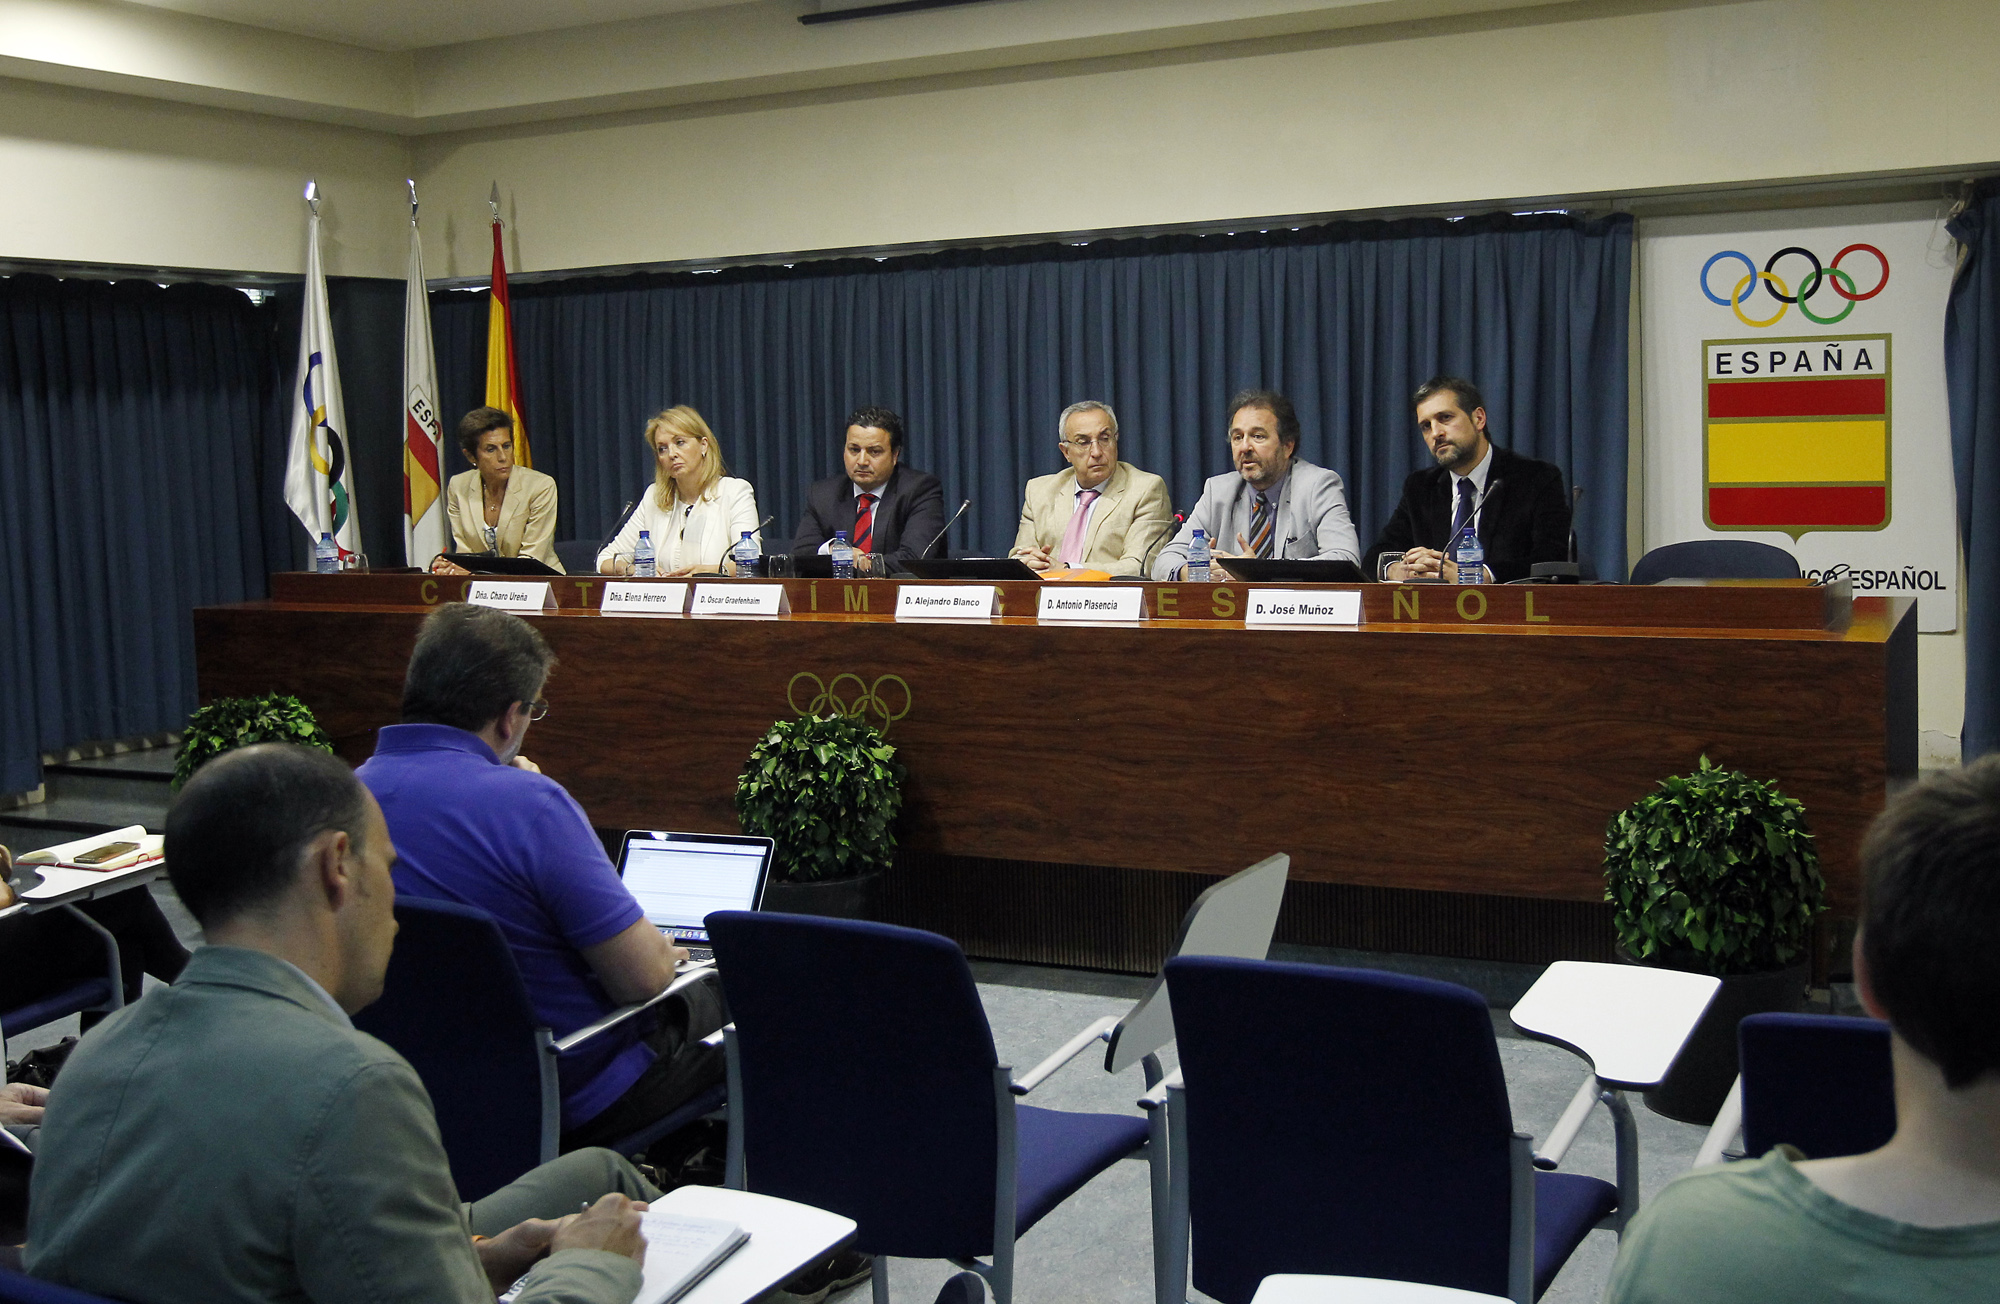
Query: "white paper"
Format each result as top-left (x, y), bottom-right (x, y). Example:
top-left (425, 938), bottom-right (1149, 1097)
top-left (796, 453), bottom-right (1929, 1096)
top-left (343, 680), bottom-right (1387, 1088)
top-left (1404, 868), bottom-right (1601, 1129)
top-left (690, 583), bottom-right (790, 617)
top-left (895, 585), bottom-right (997, 619)
top-left (466, 580), bottom-right (555, 613)
top-left (1036, 586), bottom-right (1146, 622)
top-left (601, 582), bottom-right (690, 616)
top-left (1242, 589), bottom-right (1362, 626)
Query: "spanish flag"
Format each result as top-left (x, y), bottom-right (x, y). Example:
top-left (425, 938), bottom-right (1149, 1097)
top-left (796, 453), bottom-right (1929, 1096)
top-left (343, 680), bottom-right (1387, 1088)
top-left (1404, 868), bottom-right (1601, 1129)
top-left (485, 216), bottom-right (531, 468)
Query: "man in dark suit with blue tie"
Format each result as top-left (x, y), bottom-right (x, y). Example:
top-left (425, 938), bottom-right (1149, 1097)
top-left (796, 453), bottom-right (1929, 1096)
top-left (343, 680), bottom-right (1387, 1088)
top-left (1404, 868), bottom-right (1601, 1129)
top-left (1367, 376), bottom-right (1573, 583)
top-left (789, 406), bottom-right (947, 576)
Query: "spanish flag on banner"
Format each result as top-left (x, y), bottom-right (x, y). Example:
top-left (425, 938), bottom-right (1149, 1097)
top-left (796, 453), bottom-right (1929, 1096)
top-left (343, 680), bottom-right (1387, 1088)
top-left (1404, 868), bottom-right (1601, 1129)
top-left (486, 214), bottom-right (531, 468)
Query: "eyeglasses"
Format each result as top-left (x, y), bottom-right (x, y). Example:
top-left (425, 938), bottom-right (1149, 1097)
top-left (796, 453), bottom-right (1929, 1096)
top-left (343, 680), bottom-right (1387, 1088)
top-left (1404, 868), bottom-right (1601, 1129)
top-left (524, 700), bottom-right (549, 722)
top-left (1061, 436), bottom-right (1117, 452)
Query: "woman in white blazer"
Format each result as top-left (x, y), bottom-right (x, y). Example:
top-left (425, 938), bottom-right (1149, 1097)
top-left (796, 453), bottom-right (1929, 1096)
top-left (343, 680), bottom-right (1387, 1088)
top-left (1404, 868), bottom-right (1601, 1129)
top-left (597, 406), bottom-right (762, 576)
top-left (440, 406), bottom-right (564, 572)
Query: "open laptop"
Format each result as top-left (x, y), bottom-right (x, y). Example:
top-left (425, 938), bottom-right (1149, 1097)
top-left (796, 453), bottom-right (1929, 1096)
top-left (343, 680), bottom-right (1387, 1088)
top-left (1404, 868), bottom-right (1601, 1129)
top-left (615, 830), bottom-right (774, 963)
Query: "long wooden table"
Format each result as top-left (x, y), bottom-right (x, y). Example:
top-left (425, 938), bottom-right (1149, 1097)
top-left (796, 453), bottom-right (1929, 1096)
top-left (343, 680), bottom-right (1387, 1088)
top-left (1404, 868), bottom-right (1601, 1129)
top-left (193, 573), bottom-right (1913, 971)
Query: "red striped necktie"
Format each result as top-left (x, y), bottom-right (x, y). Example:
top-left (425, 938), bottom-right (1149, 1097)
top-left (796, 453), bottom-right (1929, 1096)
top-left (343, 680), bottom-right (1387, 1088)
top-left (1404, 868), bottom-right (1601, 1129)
top-left (854, 493), bottom-right (877, 552)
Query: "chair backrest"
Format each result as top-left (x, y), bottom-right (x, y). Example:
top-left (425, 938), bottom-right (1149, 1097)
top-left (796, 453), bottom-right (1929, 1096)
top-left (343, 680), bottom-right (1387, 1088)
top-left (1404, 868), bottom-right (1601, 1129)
top-left (351, 896), bottom-right (549, 1202)
top-left (1629, 539), bottom-right (1800, 584)
top-left (0, 1267), bottom-right (131, 1304)
top-left (553, 539), bottom-right (600, 575)
top-left (1104, 853), bottom-right (1290, 1073)
top-left (706, 911), bottom-right (1003, 1260)
top-left (1165, 957), bottom-right (1516, 1304)
top-left (1739, 1013), bottom-right (1895, 1159)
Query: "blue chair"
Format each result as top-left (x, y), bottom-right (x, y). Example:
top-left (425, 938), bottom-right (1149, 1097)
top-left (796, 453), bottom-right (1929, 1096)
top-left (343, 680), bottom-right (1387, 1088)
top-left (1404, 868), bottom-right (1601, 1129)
top-left (1628, 540), bottom-right (1799, 584)
top-left (706, 911), bottom-right (1156, 1304)
top-left (553, 539), bottom-right (601, 575)
top-left (0, 896), bottom-right (125, 1062)
top-left (1696, 1012), bottom-right (1895, 1166)
top-left (1158, 957), bottom-right (1621, 1304)
top-left (0, 1267), bottom-right (130, 1303)
top-left (351, 896), bottom-right (724, 1202)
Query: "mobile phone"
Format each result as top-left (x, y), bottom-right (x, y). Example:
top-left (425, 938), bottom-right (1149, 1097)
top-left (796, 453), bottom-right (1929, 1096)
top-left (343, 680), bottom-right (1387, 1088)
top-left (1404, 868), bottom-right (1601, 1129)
top-left (75, 841), bottom-right (140, 865)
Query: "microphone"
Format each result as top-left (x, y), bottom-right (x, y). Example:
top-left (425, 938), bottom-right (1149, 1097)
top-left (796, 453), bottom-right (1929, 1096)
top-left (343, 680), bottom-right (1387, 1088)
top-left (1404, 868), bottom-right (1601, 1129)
top-left (595, 499), bottom-right (639, 561)
top-left (918, 499), bottom-right (972, 561)
top-left (1435, 478), bottom-right (1503, 578)
top-left (713, 514), bottom-right (777, 575)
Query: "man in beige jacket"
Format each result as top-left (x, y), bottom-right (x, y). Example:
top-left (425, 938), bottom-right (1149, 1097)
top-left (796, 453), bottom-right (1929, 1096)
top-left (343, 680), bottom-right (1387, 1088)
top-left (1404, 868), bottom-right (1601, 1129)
top-left (26, 743), bottom-right (652, 1304)
top-left (1011, 401), bottom-right (1173, 577)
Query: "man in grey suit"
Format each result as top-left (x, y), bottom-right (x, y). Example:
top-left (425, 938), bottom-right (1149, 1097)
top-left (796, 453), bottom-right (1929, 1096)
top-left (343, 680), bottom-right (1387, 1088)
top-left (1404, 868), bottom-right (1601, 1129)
top-left (26, 743), bottom-right (654, 1304)
top-left (1153, 388), bottom-right (1361, 579)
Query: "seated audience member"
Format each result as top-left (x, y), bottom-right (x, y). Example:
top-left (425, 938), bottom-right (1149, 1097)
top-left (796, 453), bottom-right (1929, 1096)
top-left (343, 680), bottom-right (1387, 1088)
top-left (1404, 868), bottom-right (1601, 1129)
top-left (26, 743), bottom-right (653, 1304)
top-left (1153, 388), bottom-right (1360, 579)
top-left (789, 406), bottom-right (946, 575)
top-left (0, 842), bottom-right (190, 1024)
top-left (440, 406), bottom-right (564, 573)
top-left (1367, 376), bottom-right (1571, 583)
top-left (1010, 400), bottom-right (1173, 575)
top-left (357, 604), bottom-right (724, 1151)
top-left (1605, 757), bottom-right (2000, 1303)
top-left (597, 405), bottom-right (762, 577)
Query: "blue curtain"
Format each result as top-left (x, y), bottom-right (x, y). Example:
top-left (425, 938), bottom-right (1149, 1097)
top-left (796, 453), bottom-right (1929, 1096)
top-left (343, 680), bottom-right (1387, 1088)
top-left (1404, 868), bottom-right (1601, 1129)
top-left (0, 276), bottom-right (288, 794)
top-left (432, 213), bottom-right (1631, 572)
top-left (1948, 181), bottom-right (2000, 760)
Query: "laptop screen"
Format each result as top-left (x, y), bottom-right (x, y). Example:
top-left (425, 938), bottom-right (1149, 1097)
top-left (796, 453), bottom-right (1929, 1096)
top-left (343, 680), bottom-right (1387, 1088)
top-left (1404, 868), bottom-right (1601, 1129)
top-left (616, 830), bottom-right (774, 946)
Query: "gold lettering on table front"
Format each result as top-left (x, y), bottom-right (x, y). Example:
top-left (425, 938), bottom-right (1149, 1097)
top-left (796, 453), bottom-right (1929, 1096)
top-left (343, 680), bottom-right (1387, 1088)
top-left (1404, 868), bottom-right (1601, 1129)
top-left (1524, 590), bottom-right (1549, 623)
top-left (1156, 587), bottom-right (1178, 618)
top-left (459, 579), bottom-right (474, 602)
top-left (1456, 588), bottom-right (1488, 621)
top-left (1393, 588), bottom-right (1419, 621)
top-left (573, 581), bottom-right (595, 608)
top-left (1212, 587), bottom-right (1236, 619)
top-left (844, 585), bottom-right (869, 613)
top-left (420, 578), bottom-right (439, 605)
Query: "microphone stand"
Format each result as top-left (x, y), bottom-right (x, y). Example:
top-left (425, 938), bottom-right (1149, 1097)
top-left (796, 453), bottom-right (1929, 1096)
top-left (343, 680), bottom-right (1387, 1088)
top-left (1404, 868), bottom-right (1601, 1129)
top-left (1418, 478), bottom-right (1503, 583)
top-left (894, 499), bottom-right (971, 576)
top-left (1529, 484), bottom-right (1585, 584)
top-left (710, 514), bottom-right (777, 575)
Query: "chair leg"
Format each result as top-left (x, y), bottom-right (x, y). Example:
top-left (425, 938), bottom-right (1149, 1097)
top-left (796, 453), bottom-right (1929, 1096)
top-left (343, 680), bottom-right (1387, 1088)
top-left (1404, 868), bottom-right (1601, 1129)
top-left (723, 1027), bottom-right (746, 1191)
top-left (1146, 1103), bottom-right (1172, 1304)
top-left (1601, 1086), bottom-right (1640, 1235)
top-left (1161, 1083), bottom-right (1190, 1304)
top-left (870, 1255), bottom-right (890, 1304)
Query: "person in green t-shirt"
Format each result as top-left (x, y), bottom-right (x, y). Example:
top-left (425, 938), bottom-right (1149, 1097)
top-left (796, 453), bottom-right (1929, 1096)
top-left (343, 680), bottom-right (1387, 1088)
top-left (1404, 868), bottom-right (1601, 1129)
top-left (1607, 758), bottom-right (2000, 1303)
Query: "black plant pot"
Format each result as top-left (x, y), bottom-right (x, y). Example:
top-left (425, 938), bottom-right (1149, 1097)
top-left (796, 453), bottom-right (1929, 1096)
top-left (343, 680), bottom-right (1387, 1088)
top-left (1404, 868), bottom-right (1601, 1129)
top-left (1643, 959), bottom-right (1811, 1124)
top-left (760, 869), bottom-right (884, 921)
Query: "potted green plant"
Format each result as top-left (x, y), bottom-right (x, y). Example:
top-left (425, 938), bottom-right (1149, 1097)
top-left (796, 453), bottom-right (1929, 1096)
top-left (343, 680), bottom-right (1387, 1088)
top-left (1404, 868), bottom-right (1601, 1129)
top-left (735, 711), bottom-right (906, 919)
top-left (174, 693), bottom-right (335, 790)
top-left (1603, 755), bottom-right (1827, 1123)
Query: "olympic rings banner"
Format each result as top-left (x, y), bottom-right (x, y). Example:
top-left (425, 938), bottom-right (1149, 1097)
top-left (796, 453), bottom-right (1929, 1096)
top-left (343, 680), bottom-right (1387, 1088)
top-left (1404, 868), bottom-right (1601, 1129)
top-left (1641, 203), bottom-right (1959, 632)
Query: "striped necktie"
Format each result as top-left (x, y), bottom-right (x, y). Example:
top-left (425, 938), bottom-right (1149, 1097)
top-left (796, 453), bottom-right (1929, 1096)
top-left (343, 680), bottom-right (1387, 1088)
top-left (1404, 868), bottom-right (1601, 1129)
top-left (854, 493), bottom-right (877, 552)
top-left (1248, 491), bottom-right (1275, 558)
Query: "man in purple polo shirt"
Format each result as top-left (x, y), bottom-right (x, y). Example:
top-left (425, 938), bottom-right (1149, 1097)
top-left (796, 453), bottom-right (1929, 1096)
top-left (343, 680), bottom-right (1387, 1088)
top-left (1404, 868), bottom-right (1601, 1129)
top-left (357, 604), bottom-right (724, 1151)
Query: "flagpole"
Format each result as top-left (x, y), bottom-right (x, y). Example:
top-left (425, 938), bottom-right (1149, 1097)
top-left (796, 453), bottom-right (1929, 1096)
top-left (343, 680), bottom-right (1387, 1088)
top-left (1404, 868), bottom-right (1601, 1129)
top-left (283, 179), bottom-right (360, 567)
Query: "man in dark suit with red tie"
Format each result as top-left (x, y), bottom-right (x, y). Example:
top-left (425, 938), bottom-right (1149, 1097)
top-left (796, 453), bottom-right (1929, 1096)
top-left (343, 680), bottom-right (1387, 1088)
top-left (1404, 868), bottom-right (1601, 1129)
top-left (789, 406), bottom-right (947, 576)
top-left (1367, 376), bottom-right (1573, 584)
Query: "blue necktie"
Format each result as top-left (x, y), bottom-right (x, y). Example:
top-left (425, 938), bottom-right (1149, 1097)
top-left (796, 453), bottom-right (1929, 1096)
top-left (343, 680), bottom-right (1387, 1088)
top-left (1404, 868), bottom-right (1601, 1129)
top-left (1450, 479), bottom-right (1476, 546)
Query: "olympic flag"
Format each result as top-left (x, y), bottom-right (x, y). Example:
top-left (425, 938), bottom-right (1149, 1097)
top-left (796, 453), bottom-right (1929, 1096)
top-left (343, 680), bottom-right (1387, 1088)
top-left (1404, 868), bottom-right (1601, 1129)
top-left (1641, 203), bottom-right (1958, 632)
top-left (283, 184), bottom-right (360, 564)
top-left (403, 191), bottom-right (446, 566)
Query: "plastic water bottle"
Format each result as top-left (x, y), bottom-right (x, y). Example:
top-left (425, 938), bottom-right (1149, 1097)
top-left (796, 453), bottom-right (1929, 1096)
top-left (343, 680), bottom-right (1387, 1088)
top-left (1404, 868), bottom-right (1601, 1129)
top-left (1453, 529), bottom-right (1485, 584)
top-left (634, 530), bottom-right (656, 578)
top-left (831, 530), bottom-right (854, 580)
top-left (1186, 529), bottom-right (1211, 582)
top-left (315, 531), bottom-right (337, 574)
top-left (732, 531), bottom-right (761, 578)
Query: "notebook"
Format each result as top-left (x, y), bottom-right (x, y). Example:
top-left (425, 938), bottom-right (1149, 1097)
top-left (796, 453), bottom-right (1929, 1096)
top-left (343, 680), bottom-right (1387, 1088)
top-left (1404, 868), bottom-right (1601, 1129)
top-left (500, 1207), bottom-right (748, 1304)
top-left (616, 830), bottom-right (774, 963)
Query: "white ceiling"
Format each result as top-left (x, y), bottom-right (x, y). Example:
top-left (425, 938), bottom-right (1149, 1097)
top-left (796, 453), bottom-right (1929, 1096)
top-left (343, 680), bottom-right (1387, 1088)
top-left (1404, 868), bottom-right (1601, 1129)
top-left (119, 0), bottom-right (756, 51)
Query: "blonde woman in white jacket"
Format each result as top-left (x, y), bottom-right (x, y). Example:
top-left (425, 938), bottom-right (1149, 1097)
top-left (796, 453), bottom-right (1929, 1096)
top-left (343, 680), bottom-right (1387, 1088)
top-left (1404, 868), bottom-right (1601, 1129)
top-left (597, 406), bottom-right (762, 576)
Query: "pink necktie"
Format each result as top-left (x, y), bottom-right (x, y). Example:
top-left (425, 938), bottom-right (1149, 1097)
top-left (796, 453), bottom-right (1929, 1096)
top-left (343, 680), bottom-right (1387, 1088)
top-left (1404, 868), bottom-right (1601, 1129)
top-left (1058, 490), bottom-right (1100, 566)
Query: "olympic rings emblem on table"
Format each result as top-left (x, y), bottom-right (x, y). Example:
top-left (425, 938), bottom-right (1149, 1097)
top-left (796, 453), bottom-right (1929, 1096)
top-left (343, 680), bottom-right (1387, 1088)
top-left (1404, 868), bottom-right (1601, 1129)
top-left (1699, 245), bottom-right (1889, 327)
top-left (787, 672), bottom-right (912, 729)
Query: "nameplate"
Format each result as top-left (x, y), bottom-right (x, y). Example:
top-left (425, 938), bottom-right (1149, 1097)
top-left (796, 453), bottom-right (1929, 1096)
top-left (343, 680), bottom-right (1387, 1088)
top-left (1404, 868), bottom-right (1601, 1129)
top-left (600, 582), bottom-right (690, 617)
top-left (896, 585), bottom-right (998, 619)
top-left (1037, 586), bottom-right (1146, 622)
top-left (1243, 589), bottom-right (1362, 626)
top-left (466, 580), bottom-right (556, 613)
top-left (690, 583), bottom-right (791, 617)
